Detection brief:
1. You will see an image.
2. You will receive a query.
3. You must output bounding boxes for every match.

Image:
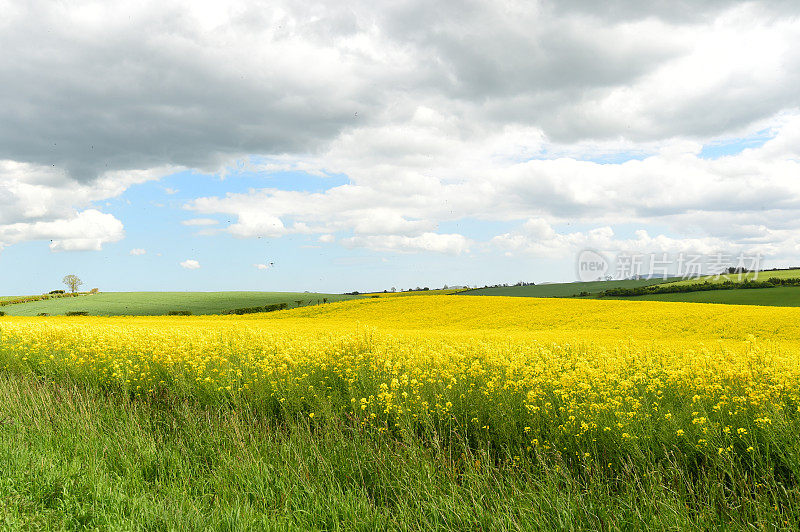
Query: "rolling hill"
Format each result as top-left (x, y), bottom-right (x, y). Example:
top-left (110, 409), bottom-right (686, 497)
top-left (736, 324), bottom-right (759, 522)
top-left (604, 286), bottom-right (800, 307)
top-left (0, 291), bottom-right (362, 316)
top-left (661, 268), bottom-right (800, 287)
top-left (460, 278), bottom-right (677, 298)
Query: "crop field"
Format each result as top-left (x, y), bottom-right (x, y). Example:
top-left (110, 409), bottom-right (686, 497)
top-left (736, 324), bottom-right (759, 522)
top-left (614, 286), bottom-right (800, 307)
top-left (661, 268), bottom-right (800, 287)
top-left (461, 277), bottom-right (676, 298)
top-left (0, 291), bottom-right (361, 316)
top-left (2, 296), bottom-right (800, 529)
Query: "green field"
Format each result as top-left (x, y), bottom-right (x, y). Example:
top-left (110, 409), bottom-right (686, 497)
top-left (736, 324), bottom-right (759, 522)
top-left (461, 277), bottom-right (677, 298)
top-left (662, 268), bottom-right (800, 287)
top-left (600, 286), bottom-right (800, 306)
top-left (0, 291), bottom-right (361, 316)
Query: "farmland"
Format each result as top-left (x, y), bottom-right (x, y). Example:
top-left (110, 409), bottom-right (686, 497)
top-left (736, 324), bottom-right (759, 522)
top-left (610, 286), bottom-right (800, 306)
top-left (661, 268), bottom-right (800, 287)
top-left (461, 271), bottom-right (800, 307)
top-left (460, 277), bottom-right (676, 298)
top-left (0, 291), bottom-right (361, 316)
top-left (2, 295), bottom-right (800, 528)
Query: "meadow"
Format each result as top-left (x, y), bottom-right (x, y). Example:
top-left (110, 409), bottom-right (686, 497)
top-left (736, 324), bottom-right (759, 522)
top-left (1, 296), bottom-right (800, 529)
top-left (0, 291), bottom-right (361, 316)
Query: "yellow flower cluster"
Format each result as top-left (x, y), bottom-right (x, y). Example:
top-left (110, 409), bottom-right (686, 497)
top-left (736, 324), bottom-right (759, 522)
top-left (1, 296), bottom-right (799, 460)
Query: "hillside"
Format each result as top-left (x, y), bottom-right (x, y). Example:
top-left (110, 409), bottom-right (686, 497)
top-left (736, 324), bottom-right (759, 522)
top-left (460, 277), bottom-right (677, 298)
top-left (661, 268), bottom-right (800, 287)
top-left (0, 291), bottom-right (361, 316)
top-left (605, 286), bottom-right (800, 307)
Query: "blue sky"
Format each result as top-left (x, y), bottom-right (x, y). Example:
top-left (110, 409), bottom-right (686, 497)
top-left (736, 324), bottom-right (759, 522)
top-left (1, 1), bottom-right (799, 295)
top-left (1, 169), bottom-right (549, 295)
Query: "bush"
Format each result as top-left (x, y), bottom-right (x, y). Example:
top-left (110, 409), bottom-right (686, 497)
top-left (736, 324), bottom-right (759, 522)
top-left (65, 311), bottom-right (89, 316)
top-left (0, 311), bottom-right (5, 316)
top-left (48, 290), bottom-right (65, 295)
top-left (36, 313), bottom-right (50, 317)
top-left (222, 303), bottom-right (289, 315)
top-left (167, 310), bottom-right (193, 316)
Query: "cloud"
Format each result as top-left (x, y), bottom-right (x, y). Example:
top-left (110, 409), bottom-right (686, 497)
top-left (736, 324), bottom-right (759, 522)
top-left (254, 263), bottom-right (273, 270)
top-left (0, 1), bottom-right (390, 182)
top-left (186, 112), bottom-right (800, 260)
top-left (0, 208), bottom-right (124, 252)
top-left (341, 233), bottom-right (471, 255)
top-left (2, 0), bottom-right (798, 185)
top-left (0, 160), bottom-right (167, 251)
top-left (129, 248), bottom-right (147, 255)
top-left (181, 218), bottom-right (219, 226)
top-left (491, 220), bottom-right (737, 259)
top-left (180, 259), bottom-right (200, 270)
top-left (2, 0), bottom-right (800, 263)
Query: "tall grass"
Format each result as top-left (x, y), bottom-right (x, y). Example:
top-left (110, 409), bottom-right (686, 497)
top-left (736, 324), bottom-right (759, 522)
top-left (0, 372), bottom-right (799, 530)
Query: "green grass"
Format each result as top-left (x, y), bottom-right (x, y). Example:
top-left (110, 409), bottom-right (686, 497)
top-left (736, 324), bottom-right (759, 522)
top-left (461, 278), bottom-right (677, 298)
top-left (663, 268), bottom-right (800, 287)
top-left (604, 286), bottom-right (800, 307)
top-left (1, 373), bottom-right (797, 530)
top-left (0, 291), bottom-right (361, 316)
top-left (460, 272), bottom-right (800, 307)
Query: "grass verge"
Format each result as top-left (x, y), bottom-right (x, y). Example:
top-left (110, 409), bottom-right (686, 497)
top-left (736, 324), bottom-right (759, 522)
top-left (1, 373), bottom-right (799, 530)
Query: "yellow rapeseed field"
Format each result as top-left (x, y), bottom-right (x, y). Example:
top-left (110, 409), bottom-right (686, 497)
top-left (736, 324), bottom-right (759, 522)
top-left (1, 295), bottom-right (799, 462)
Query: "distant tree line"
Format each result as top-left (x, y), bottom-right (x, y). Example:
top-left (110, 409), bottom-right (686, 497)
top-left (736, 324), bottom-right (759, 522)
top-left (468, 281), bottom-right (536, 290)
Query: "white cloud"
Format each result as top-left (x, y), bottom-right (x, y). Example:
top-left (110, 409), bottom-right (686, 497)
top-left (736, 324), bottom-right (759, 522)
top-left (0, 208), bottom-right (124, 252)
top-left (186, 112), bottom-right (800, 260)
top-left (318, 234), bottom-right (335, 243)
top-left (180, 259), bottom-right (200, 270)
top-left (492, 221), bottom-right (736, 259)
top-left (181, 218), bottom-right (219, 226)
top-left (227, 212), bottom-right (286, 238)
top-left (341, 233), bottom-right (471, 255)
top-left (0, 160), bottom-right (169, 251)
top-left (129, 248), bottom-right (147, 255)
top-left (254, 263), bottom-right (273, 270)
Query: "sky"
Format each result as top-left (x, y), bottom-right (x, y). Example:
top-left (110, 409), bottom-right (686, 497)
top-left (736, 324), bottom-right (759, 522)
top-left (1, 0), bottom-right (800, 294)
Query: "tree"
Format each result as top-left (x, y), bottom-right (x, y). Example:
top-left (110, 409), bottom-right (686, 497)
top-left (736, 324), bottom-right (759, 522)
top-left (63, 274), bottom-right (83, 294)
